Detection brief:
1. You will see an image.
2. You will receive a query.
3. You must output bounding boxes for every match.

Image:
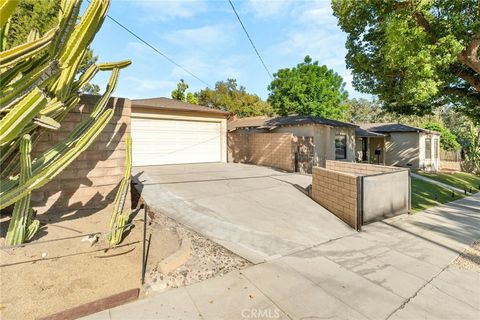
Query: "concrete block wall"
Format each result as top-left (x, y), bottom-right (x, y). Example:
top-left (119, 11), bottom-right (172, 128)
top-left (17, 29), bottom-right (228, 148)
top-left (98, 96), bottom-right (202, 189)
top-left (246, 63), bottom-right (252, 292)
top-left (311, 167), bottom-right (360, 230)
top-left (31, 95), bottom-right (131, 214)
top-left (440, 161), bottom-right (462, 172)
top-left (326, 160), bottom-right (404, 176)
top-left (228, 132), bottom-right (295, 172)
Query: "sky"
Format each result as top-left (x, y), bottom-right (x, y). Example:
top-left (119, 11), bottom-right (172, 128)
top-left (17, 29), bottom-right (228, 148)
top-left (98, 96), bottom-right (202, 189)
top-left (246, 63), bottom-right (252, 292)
top-left (88, 0), bottom-right (369, 101)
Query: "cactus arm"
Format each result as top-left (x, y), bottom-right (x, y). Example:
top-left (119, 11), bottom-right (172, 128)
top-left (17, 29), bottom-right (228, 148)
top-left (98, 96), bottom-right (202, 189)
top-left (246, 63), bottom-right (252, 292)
top-left (0, 15), bottom-right (11, 51)
top-left (5, 134), bottom-right (38, 246)
top-left (50, 0), bottom-right (83, 56)
top-left (32, 66), bottom-right (122, 171)
top-left (71, 63), bottom-right (99, 93)
top-left (108, 135), bottom-right (132, 246)
top-left (0, 0), bottom-right (17, 29)
top-left (0, 28), bottom-right (57, 68)
top-left (33, 115), bottom-right (61, 130)
top-left (0, 88), bottom-right (47, 146)
top-left (59, 0), bottom-right (109, 67)
top-left (0, 58), bottom-right (58, 109)
top-left (0, 108), bottom-right (114, 209)
top-left (98, 60), bottom-right (131, 70)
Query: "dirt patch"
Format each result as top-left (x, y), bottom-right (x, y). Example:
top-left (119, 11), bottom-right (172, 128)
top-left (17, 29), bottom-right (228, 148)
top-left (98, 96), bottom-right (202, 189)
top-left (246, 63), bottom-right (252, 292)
top-left (133, 189), bottom-right (251, 295)
top-left (452, 240), bottom-right (480, 272)
top-left (0, 207), bottom-right (142, 320)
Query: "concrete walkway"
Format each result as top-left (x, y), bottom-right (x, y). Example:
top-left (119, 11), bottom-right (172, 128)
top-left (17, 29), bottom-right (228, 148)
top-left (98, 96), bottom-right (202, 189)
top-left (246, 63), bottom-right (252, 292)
top-left (84, 192), bottom-right (480, 320)
top-left (411, 173), bottom-right (468, 194)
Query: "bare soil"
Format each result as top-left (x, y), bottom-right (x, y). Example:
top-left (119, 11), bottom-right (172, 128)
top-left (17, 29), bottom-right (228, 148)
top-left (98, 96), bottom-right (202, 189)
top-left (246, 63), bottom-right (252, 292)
top-left (0, 186), bottom-right (250, 319)
top-left (0, 207), bottom-right (143, 320)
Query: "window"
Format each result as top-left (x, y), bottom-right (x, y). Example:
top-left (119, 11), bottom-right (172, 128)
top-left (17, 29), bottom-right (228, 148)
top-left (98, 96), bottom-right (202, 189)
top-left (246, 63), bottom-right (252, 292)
top-left (425, 138), bottom-right (431, 159)
top-left (434, 139), bottom-right (439, 159)
top-left (335, 134), bottom-right (347, 160)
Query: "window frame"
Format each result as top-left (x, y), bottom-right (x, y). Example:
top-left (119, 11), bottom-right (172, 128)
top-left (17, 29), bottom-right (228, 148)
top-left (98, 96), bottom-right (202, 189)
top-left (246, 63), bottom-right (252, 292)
top-left (335, 134), bottom-right (347, 160)
top-left (425, 138), bottom-right (431, 160)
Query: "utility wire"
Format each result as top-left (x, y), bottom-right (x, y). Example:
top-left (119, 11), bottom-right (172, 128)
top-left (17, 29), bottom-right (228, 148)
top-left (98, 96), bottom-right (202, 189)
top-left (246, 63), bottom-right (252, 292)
top-left (94, 4), bottom-right (212, 87)
top-left (227, 0), bottom-right (273, 80)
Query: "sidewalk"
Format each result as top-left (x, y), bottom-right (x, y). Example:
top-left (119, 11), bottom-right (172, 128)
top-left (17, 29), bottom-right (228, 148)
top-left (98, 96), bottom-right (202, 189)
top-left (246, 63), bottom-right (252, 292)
top-left (84, 193), bottom-right (480, 320)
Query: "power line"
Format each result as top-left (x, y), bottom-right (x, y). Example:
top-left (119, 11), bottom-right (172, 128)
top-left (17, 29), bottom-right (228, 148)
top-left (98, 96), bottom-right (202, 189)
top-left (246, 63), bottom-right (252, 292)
top-left (96, 6), bottom-right (212, 87)
top-left (227, 0), bottom-right (273, 80)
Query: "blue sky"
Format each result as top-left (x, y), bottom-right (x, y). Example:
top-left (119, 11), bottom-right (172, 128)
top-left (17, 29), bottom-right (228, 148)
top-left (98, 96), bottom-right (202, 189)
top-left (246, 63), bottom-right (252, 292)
top-left (89, 0), bottom-right (368, 101)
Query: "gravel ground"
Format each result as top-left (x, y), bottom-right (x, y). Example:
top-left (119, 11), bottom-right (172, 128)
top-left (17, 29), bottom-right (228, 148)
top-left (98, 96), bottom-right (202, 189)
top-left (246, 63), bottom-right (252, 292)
top-left (451, 240), bottom-right (480, 272)
top-left (132, 189), bottom-right (251, 295)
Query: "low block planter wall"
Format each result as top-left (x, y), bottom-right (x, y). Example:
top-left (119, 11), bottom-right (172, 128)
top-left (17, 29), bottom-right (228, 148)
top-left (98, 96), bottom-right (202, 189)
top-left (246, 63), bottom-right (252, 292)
top-left (31, 94), bottom-right (131, 214)
top-left (312, 161), bottom-right (411, 230)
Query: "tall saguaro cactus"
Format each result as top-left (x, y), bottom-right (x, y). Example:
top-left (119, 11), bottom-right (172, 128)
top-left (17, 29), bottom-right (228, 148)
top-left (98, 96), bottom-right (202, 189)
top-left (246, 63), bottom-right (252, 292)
top-left (0, 0), bottom-right (131, 245)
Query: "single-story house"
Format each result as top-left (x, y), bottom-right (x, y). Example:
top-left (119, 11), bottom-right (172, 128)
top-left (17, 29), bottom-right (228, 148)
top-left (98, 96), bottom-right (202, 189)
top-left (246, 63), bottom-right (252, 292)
top-left (130, 97), bottom-right (229, 166)
top-left (228, 115), bottom-right (357, 172)
top-left (355, 123), bottom-right (441, 171)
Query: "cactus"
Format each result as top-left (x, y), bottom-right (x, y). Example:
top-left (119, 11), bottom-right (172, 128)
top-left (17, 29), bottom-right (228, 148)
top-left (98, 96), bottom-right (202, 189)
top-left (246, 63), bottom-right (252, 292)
top-left (1, 0), bottom-right (131, 245)
top-left (107, 135), bottom-right (132, 246)
top-left (5, 134), bottom-right (39, 245)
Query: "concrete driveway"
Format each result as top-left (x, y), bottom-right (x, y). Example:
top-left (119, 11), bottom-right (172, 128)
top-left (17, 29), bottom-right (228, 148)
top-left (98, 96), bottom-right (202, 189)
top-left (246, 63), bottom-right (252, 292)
top-left (133, 163), bottom-right (354, 263)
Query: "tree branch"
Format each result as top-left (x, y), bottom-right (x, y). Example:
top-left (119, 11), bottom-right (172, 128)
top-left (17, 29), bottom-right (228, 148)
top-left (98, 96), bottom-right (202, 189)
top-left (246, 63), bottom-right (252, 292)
top-left (456, 68), bottom-right (480, 92)
top-left (458, 33), bottom-right (480, 75)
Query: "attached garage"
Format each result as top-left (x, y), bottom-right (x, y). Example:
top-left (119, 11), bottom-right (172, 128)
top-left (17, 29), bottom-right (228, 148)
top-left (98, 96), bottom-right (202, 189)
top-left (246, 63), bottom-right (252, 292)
top-left (131, 98), bottom-right (229, 167)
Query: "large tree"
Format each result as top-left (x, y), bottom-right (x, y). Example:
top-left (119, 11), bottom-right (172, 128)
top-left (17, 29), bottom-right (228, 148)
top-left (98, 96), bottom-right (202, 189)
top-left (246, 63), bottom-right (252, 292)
top-left (267, 56), bottom-right (348, 120)
top-left (196, 79), bottom-right (274, 117)
top-left (332, 0), bottom-right (480, 123)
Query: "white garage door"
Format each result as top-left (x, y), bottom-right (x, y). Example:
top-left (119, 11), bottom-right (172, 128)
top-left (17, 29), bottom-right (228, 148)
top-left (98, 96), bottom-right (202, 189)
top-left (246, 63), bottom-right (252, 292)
top-left (131, 117), bottom-right (222, 166)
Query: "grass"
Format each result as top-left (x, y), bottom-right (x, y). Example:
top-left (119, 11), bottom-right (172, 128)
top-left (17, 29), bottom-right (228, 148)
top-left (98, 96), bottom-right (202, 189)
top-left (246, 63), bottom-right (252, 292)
top-left (417, 171), bottom-right (480, 193)
top-left (411, 176), bottom-right (464, 213)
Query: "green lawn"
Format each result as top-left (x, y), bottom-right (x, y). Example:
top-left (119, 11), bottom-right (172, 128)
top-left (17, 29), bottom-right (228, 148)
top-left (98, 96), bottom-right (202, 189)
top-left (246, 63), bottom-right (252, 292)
top-left (418, 171), bottom-right (480, 193)
top-left (411, 176), bottom-right (464, 212)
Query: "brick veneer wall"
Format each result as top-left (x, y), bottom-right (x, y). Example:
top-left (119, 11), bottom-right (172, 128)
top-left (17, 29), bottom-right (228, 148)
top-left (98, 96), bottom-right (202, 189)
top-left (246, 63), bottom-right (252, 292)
top-left (311, 167), bottom-right (360, 230)
top-left (228, 132), bottom-right (295, 172)
top-left (31, 95), bottom-right (131, 214)
top-left (325, 160), bottom-right (405, 175)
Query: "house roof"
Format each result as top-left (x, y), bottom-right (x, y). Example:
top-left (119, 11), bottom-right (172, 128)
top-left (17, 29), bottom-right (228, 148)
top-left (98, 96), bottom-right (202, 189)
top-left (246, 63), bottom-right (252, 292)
top-left (131, 97), bottom-right (229, 116)
top-left (355, 127), bottom-right (386, 138)
top-left (357, 123), bottom-right (439, 134)
top-left (228, 115), bottom-right (357, 130)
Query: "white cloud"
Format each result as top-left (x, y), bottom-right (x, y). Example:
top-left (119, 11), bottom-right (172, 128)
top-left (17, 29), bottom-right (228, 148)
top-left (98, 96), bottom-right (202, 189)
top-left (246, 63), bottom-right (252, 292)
top-left (246, 0), bottom-right (293, 19)
top-left (162, 25), bottom-right (229, 47)
top-left (134, 0), bottom-right (208, 21)
top-left (122, 76), bottom-right (176, 95)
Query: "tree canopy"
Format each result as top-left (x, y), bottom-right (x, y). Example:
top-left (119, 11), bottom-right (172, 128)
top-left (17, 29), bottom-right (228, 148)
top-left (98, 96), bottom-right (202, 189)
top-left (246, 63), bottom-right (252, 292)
top-left (422, 121), bottom-right (461, 151)
top-left (267, 56), bottom-right (348, 120)
top-left (171, 79), bottom-right (198, 104)
top-left (332, 0), bottom-right (480, 123)
top-left (196, 79), bottom-right (274, 117)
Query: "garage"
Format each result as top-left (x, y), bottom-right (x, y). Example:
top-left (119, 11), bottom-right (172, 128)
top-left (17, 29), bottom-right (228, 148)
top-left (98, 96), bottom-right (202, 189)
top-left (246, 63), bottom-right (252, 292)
top-left (131, 97), bottom-right (228, 166)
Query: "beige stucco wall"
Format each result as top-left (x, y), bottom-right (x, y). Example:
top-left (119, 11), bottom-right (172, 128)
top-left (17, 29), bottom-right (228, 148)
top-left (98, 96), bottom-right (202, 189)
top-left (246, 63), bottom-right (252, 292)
top-left (272, 124), bottom-right (355, 167)
top-left (384, 132), bottom-right (420, 168)
top-left (131, 107), bottom-right (228, 163)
